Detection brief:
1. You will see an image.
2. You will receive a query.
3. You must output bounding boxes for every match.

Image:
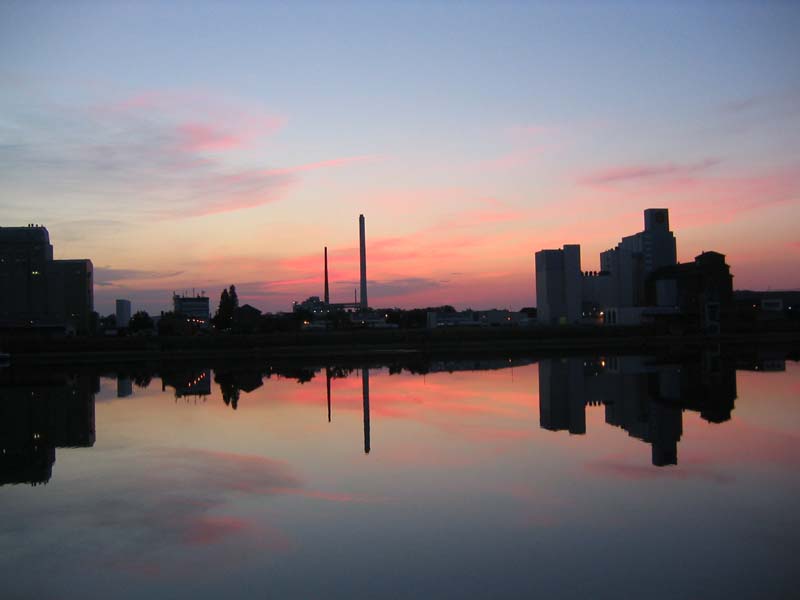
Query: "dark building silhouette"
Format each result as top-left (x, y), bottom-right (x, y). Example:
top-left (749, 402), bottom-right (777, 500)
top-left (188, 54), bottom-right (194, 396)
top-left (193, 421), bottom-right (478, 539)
top-left (232, 303), bottom-right (262, 332)
top-left (0, 225), bottom-right (94, 334)
top-left (538, 353), bottom-right (737, 466)
top-left (647, 251), bottom-right (734, 334)
top-left (0, 369), bottom-right (98, 485)
top-left (172, 292), bottom-right (210, 323)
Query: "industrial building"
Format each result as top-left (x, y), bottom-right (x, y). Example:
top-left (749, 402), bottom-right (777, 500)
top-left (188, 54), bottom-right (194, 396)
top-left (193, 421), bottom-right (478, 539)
top-left (293, 214), bottom-right (371, 315)
top-left (0, 225), bottom-right (94, 334)
top-left (646, 251), bottom-right (734, 334)
top-left (173, 292), bottom-right (210, 322)
top-left (115, 299), bottom-right (131, 329)
top-left (534, 209), bottom-right (732, 331)
top-left (535, 244), bottom-right (582, 325)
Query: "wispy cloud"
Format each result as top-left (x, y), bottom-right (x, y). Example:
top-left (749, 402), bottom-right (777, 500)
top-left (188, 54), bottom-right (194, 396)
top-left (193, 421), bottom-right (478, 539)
top-left (264, 155), bottom-right (378, 176)
top-left (579, 158), bottom-right (720, 186)
top-left (0, 89), bottom-right (370, 220)
top-left (94, 266), bottom-right (185, 286)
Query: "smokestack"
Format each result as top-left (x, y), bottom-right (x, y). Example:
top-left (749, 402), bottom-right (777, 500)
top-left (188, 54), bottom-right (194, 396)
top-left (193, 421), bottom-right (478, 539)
top-left (324, 246), bottom-right (330, 305)
top-left (359, 214), bottom-right (368, 310)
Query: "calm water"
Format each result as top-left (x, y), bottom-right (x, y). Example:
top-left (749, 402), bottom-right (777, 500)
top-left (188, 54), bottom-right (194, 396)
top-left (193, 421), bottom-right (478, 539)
top-left (1, 352), bottom-right (798, 599)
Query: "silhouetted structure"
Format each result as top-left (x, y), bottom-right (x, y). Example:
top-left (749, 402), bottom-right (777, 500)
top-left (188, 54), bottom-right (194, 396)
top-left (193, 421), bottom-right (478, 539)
top-left (359, 214), bottom-right (368, 311)
top-left (116, 299), bottom-right (131, 329)
top-left (535, 245), bottom-right (582, 325)
top-left (173, 292), bottom-right (210, 323)
top-left (647, 251), bottom-right (734, 334)
top-left (324, 246), bottom-right (330, 305)
top-left (0, 225), bottom-right (94, 334)
top-left (534, 209), bottom-right (737, 331)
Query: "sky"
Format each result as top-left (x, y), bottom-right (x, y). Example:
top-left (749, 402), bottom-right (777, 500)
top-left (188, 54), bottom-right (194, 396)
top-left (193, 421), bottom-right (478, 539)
top-left (1, 0), bottom-right (798, 315)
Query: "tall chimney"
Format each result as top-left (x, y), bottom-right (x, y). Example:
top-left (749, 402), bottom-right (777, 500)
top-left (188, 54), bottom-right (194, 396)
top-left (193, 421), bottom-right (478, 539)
top-left (359, 214), bottom-right (368, 310)
top-left (323, 246), bottom-right (330, 304)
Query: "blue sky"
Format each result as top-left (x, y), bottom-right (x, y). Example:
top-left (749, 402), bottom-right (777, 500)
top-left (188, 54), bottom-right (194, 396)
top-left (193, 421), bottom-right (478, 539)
top-left (1, 1), bottom-right (799, 313)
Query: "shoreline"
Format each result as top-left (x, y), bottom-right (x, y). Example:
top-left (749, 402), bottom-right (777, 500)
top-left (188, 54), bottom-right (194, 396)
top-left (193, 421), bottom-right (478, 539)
top-left (4, 329), bottom-right (799, 366)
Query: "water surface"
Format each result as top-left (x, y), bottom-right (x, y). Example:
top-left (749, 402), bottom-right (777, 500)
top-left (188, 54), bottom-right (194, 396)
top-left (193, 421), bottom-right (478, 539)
top-left (1, 352), bottom-right (798, 599)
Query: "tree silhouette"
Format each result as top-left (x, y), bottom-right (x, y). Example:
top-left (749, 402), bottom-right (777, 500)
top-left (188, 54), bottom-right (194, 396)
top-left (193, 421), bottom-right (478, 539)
top-left (212, 285), bottom-right (239, 330)
top-left (128, 310), bottom-right (154, 333)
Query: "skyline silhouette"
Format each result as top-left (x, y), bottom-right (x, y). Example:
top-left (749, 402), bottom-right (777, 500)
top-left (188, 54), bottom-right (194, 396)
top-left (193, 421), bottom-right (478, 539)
top-left (2, 4), bottom-right (798, 315)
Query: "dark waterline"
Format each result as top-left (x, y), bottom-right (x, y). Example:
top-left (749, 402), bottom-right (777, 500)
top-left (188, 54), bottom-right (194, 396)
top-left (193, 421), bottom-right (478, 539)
top-left (1, 349), bottom-right (798, 599)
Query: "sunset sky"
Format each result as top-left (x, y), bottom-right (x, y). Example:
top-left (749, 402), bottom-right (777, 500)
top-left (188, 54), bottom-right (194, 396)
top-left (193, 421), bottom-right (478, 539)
top-left (1, 1), bottom-right (798, 315)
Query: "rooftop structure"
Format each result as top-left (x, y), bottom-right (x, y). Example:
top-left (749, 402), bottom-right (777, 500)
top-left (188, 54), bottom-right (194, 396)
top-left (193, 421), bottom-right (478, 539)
top-left (173, 293), bottom-right (210, 322)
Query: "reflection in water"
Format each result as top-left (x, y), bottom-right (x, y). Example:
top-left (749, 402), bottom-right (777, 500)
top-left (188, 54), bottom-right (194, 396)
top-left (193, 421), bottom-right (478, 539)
top-left (117, 376), bottom-right (132, 398)
top-left (162, 367), bottom-right (212, 400)
top-left (326, 366), bottom-right (332, 423)
top-left (0, 350), bottom-right (791, 486)
top-left (0, 370), bottom-right (97, 486)
top-left (0, 349), bottom-right (797, 599)
top-left (363, 368), bottom-right (371, 454)
top-left (538, 351), bottom-right (739, 466)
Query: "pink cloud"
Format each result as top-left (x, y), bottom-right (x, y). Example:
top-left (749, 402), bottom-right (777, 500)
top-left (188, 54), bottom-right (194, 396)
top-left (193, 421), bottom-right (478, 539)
top-left (177, 123), bottom-right (245, 152)
top-left (479, 147), bottom-right (543, 171)
top-left (579, 158), bottom-right (720, 186)
top-left (279, 489), bottom-right (378, 503)
top-left (183, 515), bottom-right (249, 546)
top-left (265, 155), bottom-right (378, 176)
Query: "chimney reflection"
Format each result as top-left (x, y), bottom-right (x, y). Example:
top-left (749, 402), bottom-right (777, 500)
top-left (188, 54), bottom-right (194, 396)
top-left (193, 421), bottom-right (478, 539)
top-left (326, 366), bottom-right (332, 423)
top-left (362, 368), bottom-right (371, 454)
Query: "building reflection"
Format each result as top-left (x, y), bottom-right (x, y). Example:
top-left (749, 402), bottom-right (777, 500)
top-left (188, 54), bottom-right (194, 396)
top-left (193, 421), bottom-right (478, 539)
top-left (161, 368), bottom-right (212, 401)
top-left (117, 376), bottom-right (133, 398)
top-left (538, 352), bottom-right (737, 466)
top-left (0, 369), bottom-right (98, 486)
